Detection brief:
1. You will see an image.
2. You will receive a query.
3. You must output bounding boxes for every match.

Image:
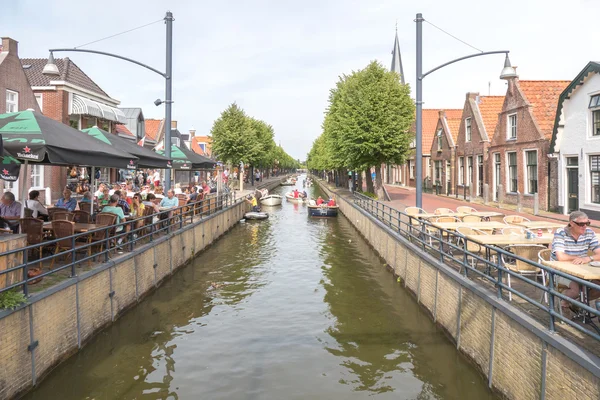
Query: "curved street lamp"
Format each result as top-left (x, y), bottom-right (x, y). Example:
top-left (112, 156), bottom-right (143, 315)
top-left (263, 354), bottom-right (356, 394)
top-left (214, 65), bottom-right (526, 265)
top-left (414, 12), bottom-right (517, 208)
top-left (42, 11), bottom-right (175, 192)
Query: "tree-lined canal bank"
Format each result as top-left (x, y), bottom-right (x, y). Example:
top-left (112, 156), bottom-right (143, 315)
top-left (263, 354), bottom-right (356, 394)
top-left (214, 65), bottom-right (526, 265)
top-left (24, 184), bottom-right (495, 399)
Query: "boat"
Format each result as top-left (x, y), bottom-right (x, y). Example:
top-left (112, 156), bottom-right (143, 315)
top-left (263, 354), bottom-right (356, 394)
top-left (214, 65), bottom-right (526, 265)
top-left (280, 180), bottom-right (295, 186)
top-left (244, 212), bottom-right (269, 220)
top-left (307, 204), bottom-right (339, 217)
top-left (285, 192), bottom-right (307, 203)
top-left (260, 194), bottom-right (283, 206)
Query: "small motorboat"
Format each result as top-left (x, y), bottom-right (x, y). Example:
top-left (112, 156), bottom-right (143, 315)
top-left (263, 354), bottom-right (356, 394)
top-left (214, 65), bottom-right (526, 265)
top-left (244, 212), bottom-right (269, 220)
top-left (285, 192), bottom-right (307, 203)
top-left (307, 204), bottom-right (339, 217)
top-left (260, 194), bottom-right (283, 206)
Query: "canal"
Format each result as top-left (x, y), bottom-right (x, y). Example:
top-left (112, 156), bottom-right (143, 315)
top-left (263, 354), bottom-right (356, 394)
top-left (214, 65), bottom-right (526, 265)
top-left (24, 179), bottom-right (496, 399)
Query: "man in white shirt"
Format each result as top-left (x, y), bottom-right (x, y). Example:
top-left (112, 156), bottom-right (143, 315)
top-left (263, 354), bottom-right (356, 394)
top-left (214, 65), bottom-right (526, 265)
top-left (26, 190), bottom-right (48, 220)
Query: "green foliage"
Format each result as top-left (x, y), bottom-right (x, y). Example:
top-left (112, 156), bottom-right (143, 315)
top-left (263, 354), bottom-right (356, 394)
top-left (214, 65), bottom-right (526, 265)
top-left (361, 191), bottom-right (378, 199)
top-left (209, 103), bottom-right (298, 170)
top-left (0, 290), bottom-right (26, 310)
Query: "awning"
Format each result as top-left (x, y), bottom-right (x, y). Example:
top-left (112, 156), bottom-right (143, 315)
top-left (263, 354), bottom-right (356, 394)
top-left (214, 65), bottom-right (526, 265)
top-left (72, 94), bottom-right (127, 124)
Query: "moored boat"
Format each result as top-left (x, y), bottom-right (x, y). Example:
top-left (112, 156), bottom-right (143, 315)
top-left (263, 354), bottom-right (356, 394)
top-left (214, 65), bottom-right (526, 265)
top-left (285, 192), bottom-right (307, 203)
top-left (307, 204), bottom-right (339, 217)
top-left (244, 212), bottom-right (269, 220)
top-left (260, 194), bottom-right (283, 206)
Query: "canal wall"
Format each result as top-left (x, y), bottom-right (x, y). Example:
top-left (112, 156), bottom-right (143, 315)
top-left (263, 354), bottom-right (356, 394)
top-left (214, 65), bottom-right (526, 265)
top-left (0, 201), bottom-right (247, 400)
top-left (316, 181), bottom-right (600, 400)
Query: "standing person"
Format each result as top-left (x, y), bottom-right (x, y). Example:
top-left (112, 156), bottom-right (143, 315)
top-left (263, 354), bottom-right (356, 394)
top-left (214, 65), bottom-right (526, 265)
top-left (26, 190), bottom-right (49, 221)
top-left (552, 211), bottom-right (600, 312)
top-left (55, 189), bottom-right (77, 212)
top-left (0, 192), bottom-right (22, 233)
top-left (153, 169), bottom-right (161, 188)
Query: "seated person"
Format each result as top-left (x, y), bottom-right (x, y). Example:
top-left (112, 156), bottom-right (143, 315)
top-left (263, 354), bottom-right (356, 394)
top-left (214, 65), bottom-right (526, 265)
top-left (316, 196), bottom-right (324, 205)
top-left (131, 193), bottom-right (146, 232)
top-left (99, 188), bottom-right (111, 206)
top-left (102, 195), bottom-right (127, 246)
top-left (55, 189), bottom-right (77, 212)
top-left (94, 183), bottom-right (106, 198)
top-left (80, 191), bottom-right (93, 203)
top-left (302, 190), bottom-right (308, 198)
top-left (159, 189), bottom-right (179, 209)
top-left (0, 192), bottom-right (22, 232)
top-left (293, 189), bottom-right (299, 199)
top-left (188, 186), bottom-right (199, 202)
top-left (327, 198), bottom-right (336, 206)
top-left (26, 190), bottom-right (49, 221)
top-left (113, 190), bottom-right (131, 214)
top-left (552, 211), bottom-right (600, 311)
top-left (143, 193), bottom-right (161, 213)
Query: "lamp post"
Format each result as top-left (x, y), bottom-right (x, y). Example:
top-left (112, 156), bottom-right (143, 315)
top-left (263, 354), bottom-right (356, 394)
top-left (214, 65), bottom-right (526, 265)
top-left (43, 11), bottom-right (175, 192)
top-left (414, 12), bottom-right (517, 208)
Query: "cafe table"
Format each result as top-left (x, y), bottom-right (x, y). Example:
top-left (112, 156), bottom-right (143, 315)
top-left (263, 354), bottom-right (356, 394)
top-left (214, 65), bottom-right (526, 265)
top-left (430, 221), bottom-right (507, 232)
top-left (43, 222), bottom-right (101, 233)
top-left (513, 221), bottom-right (566, 230)
top-left (465, 233), bottom-right (554, 246)
top-left (417, 211), bottom-right (505, 220)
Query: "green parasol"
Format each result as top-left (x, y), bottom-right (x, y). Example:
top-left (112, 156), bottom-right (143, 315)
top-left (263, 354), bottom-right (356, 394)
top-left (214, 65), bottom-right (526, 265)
top-left (156, 143), bottom-right (215, 170)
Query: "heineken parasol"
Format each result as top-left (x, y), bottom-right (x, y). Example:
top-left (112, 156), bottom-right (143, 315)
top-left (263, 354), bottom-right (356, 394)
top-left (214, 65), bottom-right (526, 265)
top-left (156, 143), bottom-right (215, 170)
top-left (0, 151), bottom-right (20, 182)
top-left (0, 110), bottom-right (138, 169)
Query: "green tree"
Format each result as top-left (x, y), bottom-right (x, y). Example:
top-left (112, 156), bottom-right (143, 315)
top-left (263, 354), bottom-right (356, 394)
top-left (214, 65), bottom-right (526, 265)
top-left (209, 103), bottom-right (259, 167)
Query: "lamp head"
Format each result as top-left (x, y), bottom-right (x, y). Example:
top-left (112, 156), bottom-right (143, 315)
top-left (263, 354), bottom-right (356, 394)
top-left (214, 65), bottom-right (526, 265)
top-left (154, 98), bottom-right (163, 106)
top-left (499, 54), bottom-right (518, 80)
top-left (42, 52), bottom-right (60, 75)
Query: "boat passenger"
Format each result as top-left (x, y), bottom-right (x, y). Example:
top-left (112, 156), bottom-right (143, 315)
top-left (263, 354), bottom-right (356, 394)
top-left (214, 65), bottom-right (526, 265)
top-left (302, 190), bottom-right (308, 198)
top-left (246, 195), bottom-right (260, 212)
top-left (316, 196), bottom-right (324, 205)
top-left (293, 189), bottom-right (299, 199)
top-left (327, 198), bottom-right (336, 206)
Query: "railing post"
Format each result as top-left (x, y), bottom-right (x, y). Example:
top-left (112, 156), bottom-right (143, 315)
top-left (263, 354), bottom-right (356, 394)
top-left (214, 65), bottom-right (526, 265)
top-left (22, 248), bottom-right (29, 296)
top-left (547, 271), bottom-right (556, 332)
top-left (104, 227), bottom-right (110, 262)
top-left (496, 256), bottom-right (503, 299)
top-left (71, 235), bottom-right (76, 277)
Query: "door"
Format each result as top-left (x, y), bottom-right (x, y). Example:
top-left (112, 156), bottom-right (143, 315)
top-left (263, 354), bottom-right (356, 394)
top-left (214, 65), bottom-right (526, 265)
top-left (493, 153), bottom-right (501, 201)
top-left (566, 157), bottom-right (579, 212)
top-left (477, 155), bottom-right (484, 196)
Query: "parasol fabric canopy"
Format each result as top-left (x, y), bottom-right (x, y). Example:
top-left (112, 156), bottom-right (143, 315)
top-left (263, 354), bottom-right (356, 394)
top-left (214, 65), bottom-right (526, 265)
top-left (82, 126), bottom-right (171, 169)
top-left (0, 110), bottom-right (138, 169)
top-left (0, 151), bottom-right (20, 182)
top-left (156, 144), bottom-right (215, 170)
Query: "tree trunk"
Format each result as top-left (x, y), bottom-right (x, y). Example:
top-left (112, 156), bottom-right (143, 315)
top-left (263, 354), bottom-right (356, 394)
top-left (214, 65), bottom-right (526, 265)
top-left (365, 167), bottom-right (374, 193)
top-left (356, 171), bottom-right (363, 192)
top-left (375, 165), bottom-right (385, 200)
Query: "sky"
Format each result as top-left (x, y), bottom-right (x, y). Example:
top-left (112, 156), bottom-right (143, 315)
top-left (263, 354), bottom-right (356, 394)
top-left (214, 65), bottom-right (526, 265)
top-left (4, 0), bottom-right (600, 160)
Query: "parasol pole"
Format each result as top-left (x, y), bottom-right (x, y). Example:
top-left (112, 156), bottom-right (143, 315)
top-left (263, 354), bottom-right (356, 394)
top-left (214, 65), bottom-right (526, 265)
top-left (19, 159), bottom-right (29, 218)
top-left (90, 166), bottom-right (95, 217)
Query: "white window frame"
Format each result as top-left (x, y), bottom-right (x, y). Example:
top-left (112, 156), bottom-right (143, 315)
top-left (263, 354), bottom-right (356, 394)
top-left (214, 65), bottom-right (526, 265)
top-left (493, 152), bottom-right (501, 199)
top-left (34, 93), bottom-right (43, 112)
top-left (507, 113), bottom-right (517, 140)
top-left (590, 154), bottom-right (600, 205)
top-left (523, 149), bottom-right (538, 195)
top-left (409, 160), bottom-right (415, 180)
top-left (435, 160), bottom-right (442, 181)
top-left (30, 164), bottom-right (44, 189)
top-left (467, 156), bottom-right (473, 184)
top-left (6, 90), bottom-right (18, 113)
top-left (458, 157), bottom-right (464, 185)
top-left (465, 118), bottom-right (472, 142)
top-left (507, 151), bottom-right (518, 193)
top-left (436, 129), bottom-right (443, 151)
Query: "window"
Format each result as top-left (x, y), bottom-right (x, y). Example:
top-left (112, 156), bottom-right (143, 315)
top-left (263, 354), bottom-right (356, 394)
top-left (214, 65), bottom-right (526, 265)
top-left (69, 115), bottom-right (80, 129)
top-left (591, 156), bottom-right (600, 203)
top-left (508, 152), bottom-right (517, 192)
top-left (507, 114), bottom-right (517, 139)
top-left (409, 160), bottom-right (415, 179)
top-left (87, 117), bottom-right (96, 129)
top-left (525, 150), bottom-right (538, 194)
top-left (34, 94), bottom-right (43, 112)
top-left (436, 129), bottom-right (443, 151)
top-left (435, 161), bottom-right (442, 181)
top-left (458, 157), bottom-right (464, 185)
top-left (31, 164), bottom-right (44, 188)
top-left (6, 90), bottom-right (18, 113)
top-left (467, 156), bottom-right (473, 184)
top-left (592, 110), bottom-right (600, 137)
top-left (465, 118), bottom-right (472, 142)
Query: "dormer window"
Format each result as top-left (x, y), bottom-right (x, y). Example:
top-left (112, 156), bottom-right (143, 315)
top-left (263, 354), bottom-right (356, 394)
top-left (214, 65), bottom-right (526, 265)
top-left (589, 94), bottom-right (600, 136)
top-left (436, 129), bottom-right (443, 151)
top-left (507, 113), bottom-right (517, 139)
top-left (465, 118), bottom-right (472, 142)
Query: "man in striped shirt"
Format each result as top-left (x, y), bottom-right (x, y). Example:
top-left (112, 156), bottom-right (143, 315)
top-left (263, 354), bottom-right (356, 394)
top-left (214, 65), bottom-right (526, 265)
top-left (552, 211), bottom-right (600, 308)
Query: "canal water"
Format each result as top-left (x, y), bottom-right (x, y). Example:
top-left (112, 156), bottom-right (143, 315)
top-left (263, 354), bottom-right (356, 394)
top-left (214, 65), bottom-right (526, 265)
top-left (25, 179), bottom-right (496, 400)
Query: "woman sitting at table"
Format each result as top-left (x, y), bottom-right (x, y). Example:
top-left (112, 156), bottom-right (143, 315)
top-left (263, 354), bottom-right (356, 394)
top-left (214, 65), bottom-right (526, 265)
top-left (55, 189), bottom-right (77, 212)
top-left (26, 190), bottom-right (49, 221)
top-left (131, 193), bottom-right (146, 230)
top-left (551, 211), bottom-right (600, 311)
top-left (99, 188), bottom-right (111, 206)
top-left (143, 193), bottom-right (161, 213)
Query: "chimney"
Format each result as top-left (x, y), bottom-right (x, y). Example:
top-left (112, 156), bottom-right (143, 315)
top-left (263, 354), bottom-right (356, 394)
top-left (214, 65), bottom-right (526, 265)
top-left (1, 37), bottom-right (18, 55)
top-left (189, 128), bottom-right (196, 138)
top-left (466, 92), bottom-right (479, 101)
top-left (438, 110), bottom-right (446, 118)
top-left (171, 120), bottom-right (177, 129)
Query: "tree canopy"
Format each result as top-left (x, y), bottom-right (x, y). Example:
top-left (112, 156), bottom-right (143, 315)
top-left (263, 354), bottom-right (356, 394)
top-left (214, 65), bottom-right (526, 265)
top-left (307, 61), bottom-right (414, 198)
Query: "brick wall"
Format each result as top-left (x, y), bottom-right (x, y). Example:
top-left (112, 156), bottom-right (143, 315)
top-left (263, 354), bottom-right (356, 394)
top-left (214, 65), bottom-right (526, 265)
top-left (430, 113), bottom-right (457, 195)
top-left (0, 38), bottom-right (41, 113)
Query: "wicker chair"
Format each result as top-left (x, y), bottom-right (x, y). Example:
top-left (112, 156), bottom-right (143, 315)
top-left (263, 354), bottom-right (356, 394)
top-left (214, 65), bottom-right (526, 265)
top-left (73, 210), bottom-right (91, 223)
top-left (47, 208), bottom-right (60, 220)
top-left (461, 215), bottom-right (482, 223)
top-left (53, 211), bottom-right (74, 221)
top-left (435, 216), bottom-right (461, 223)
top-left (456, 227), bottom-right (489, 272)
top-left (503, 215), bottom-right (530, 224)
top-left (50, 220), bottom-right (90, 268)
top-left (405, 207), bottom-right (427, 234)
top-left (20, 218), bottom-right (46, 266)
top-left (79, 202), bottom-right (93, 214)
top-left (434, 207), bottom-right (454, 215)
top-left (457, 206), bottom-right (477, 213)
top-left (502, 244), bottom-right (547, 301)
top-left (501, 227), bottom-right (523, 235)
top-left (90, 213), bottom-right (118, 258)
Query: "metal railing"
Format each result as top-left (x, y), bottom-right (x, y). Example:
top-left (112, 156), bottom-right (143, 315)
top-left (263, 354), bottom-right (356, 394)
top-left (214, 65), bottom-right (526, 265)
top-left (0, 192), bottom-right (238, 298)
top-left (353, 192), bottom-right (600, 343)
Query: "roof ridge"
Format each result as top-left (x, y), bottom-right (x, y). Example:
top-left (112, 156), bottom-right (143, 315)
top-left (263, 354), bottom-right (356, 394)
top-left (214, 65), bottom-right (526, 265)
top-left (519, 79), bottom-right (571, 83)
top-left (61, 57), bottom-right (70, 81)
top-left (63, 57), bottom-right (109, 97)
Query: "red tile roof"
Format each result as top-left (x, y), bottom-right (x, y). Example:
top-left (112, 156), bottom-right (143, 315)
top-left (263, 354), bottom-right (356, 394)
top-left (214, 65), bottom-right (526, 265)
top-left (145, 119), bottom-right (162, 141)
top-left (444, 110), bottom-right (463, 143)
top-left (191, 136), bottom-right (211, 156)
top-left (191, 139), bottom-right (206, 156)
top-left (477, 96), bottom-right (504, 137)
top-left (422, 109), bottom-right (441, 154)
top-left (519, 80), bottom-right (571, 139)
top-left (115, 124), bottom-right (134, 137)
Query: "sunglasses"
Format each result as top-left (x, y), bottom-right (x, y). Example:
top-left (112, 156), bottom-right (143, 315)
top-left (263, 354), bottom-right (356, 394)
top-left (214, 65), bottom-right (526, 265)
top-left (572, 221), bottom-right (591, 227)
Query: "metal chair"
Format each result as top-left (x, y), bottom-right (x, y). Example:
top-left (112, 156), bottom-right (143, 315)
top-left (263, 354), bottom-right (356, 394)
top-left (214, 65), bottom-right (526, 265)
top-left (461, 215), bottom-right (482, 223)
top-left (435, 216), bottom-right (461, 223)
top-left (53, 211), bottom-right (74, 221)
top-left (434, 207), bottom-right (454, 215)
top-left (456, 227), bottom-right (489, 272)
top-left (503, 215), bottom-right (530, 224)
top-left (73, 210), bottom-right (91, 223)
top-left (501, 227), bottom-right (523, 235)
top-left (502, 244), bottom-right (548, 301)
top-left (50, 220), bottom-right (90, 269)
top-left (457, 206), bottom-right (477, 213)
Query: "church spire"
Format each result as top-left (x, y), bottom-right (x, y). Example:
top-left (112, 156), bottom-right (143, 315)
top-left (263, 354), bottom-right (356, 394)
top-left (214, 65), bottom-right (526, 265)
top-left (390, 25), bottom-right (405, 84)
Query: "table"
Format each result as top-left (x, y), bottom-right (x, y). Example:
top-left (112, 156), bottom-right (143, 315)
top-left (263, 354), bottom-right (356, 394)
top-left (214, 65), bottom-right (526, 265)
top-left (465, 233), bottom-right (554, 246)
top-left (43, 222), bottom-right (101, 233)
top-left (430, 221), bottom-right (508, 232)
top-left (514, 221), bottom-right (566, 230)
top-left (417, 211), bottom-right (505, 220)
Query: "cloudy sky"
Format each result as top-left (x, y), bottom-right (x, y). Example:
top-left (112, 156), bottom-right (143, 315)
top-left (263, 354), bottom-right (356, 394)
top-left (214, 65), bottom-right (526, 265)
top-left (4, 0), bottom-right (599, 160)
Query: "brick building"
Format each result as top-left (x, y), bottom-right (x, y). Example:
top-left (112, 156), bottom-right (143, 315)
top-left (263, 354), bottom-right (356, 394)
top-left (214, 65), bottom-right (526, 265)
top-left (428, 109), bottom-right (462, 194)
top-left (455, 93), bottom-right (504, 199)
top-left (21, 56), bottom-right (127, 200)
top-left (488, 77), bottom-right (569, 211)
top-left (0, 37), bottom-right (43, 201)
